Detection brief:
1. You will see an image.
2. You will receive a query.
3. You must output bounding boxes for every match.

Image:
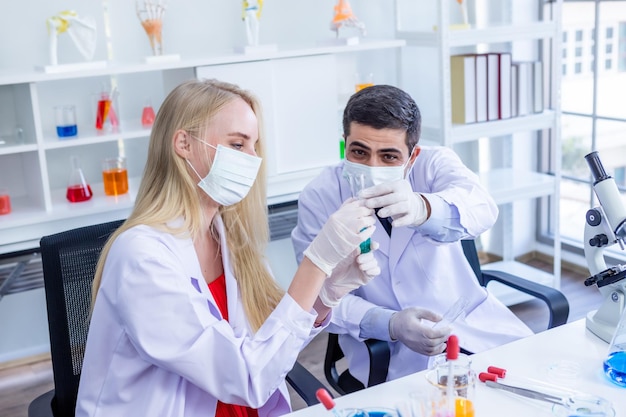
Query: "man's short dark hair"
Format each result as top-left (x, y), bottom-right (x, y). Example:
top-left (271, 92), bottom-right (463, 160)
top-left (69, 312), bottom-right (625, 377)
top-left (342, 84), bottom-right (421, 151)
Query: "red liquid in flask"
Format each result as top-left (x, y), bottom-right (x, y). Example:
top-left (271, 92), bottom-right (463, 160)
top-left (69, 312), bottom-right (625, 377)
top-left (142, 105), bottom-right (156, 128)
top-left (66, 184), bottom-right (93, 202)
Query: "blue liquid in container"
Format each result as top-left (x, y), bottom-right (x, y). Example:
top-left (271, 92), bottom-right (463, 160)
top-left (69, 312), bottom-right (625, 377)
top-left (57, 125), bottom-right (77, 138)
top-left (359, 227), bottom-right (371, 253)
top-left (603, 350), bottom-right (626, 387)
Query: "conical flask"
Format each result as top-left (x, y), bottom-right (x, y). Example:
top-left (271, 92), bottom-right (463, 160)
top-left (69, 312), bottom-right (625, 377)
top-left (603, 305), bottom-right (626, 387)
top-left (66, 155), bottom-right (93, 203)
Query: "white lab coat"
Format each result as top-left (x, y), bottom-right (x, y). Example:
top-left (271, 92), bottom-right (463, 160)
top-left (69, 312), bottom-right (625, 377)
top-left (76, 216), bottom-right (324, 417)
top-left (292, 146), bottom-right (533, 384)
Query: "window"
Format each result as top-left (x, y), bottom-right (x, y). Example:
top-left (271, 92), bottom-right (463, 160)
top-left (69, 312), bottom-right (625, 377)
top-left (556, 1), bottom-right (626, 263)
top-left (575, 46), bottom-right (583, 57)
top-left (564, 31), bottom-right (568, 43)
top-left (575, 62), bottom-right (583, 73)
top-left (576, 29), bottom-right (584, 41)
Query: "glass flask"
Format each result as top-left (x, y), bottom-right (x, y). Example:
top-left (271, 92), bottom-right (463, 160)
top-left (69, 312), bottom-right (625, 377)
top-left (603, 305), bottom-right (626, 387)
top-left (141, 98), bottom-right (156, 128)
top-left (66, 156), bottom-right (93, 203)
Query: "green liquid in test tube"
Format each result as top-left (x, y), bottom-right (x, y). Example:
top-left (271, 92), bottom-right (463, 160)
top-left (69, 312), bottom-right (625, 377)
top-left (347, 173), bottom-right (371, 254)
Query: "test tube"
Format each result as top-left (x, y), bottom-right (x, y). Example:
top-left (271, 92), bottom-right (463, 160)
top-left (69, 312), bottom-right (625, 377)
top-left (346, 173), bottom-right (371, 254)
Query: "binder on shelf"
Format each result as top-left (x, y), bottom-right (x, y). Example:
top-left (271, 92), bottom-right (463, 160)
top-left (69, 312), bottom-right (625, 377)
top-left (498, 53), bottom-right (512, 120)
top-left (475, 54), bottom-right (488, 123)
top-left (486, 53), bottom-right (499, 121)
top-left (533, 61), bottom-right (544, 113)
top-left (514, 61), bottom-right (533, 117)
top-left (450, 54), bottom-right (476, 124)
top-left (511, 64), bottom-right (518, 117)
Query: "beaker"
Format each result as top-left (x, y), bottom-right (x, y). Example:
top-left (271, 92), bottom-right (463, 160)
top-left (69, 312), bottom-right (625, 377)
top-left (102, 156), bottom-right (129, 196)
top-left (425, 353), bottom-right (476, 417)
top-left (55, 105), bottom-right (78, 138)
top-left (603, 305), bottom-right (626, 387)
top-left (66, 156), bottom-right (93, 203)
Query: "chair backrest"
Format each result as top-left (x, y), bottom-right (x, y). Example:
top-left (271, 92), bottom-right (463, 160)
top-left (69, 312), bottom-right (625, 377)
top-left (39, 219), bottom-right (124, 417)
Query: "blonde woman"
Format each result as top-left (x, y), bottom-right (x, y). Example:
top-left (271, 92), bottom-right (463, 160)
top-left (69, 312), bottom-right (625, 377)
top-left (75, 79), bottom-right (379, 417)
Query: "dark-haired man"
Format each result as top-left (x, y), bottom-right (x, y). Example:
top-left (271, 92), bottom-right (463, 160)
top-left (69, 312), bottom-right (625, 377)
top-left (292, 85), bottom-right (533, 385)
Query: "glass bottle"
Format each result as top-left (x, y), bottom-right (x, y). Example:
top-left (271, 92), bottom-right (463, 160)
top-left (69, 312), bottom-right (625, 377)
top-left (66, 156), bottom-right (93, 203)
top-left (603, 305), bottom-right (626, 387)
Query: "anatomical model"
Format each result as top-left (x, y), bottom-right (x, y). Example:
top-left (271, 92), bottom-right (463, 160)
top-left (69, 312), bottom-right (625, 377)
top-left (330, 0), bottom-right (366, 38)
top-left (136, 0), bottom-right (167, 56)
top-left (46, 11), bottom-right (97, 66)
top-left (242, 0), bottom-right (263, 46)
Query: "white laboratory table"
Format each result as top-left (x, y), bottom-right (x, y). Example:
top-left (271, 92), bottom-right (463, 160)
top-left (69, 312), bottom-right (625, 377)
top-left (286, 319), bottom-right (625, 417)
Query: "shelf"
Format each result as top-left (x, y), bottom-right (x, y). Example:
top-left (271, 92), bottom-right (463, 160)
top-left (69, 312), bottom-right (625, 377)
top-left (421, 111), bottom-right (556, 144)
top-left (0, 39), bottom-right (406, 86)
top-left (266, 167), bottom-right (325, 206)
top-left (48, 178), bottom-right (138, 221)
top-left (398, 21), bottom-right (557, 48)
top-left (478, 169), bottom-right (555, 205)
top-left (0, 144), bottom-right (38, 156)
top-left (42, 122), bottom-right (151, 150)
top-left (482, 260), bottom-right (555, 306)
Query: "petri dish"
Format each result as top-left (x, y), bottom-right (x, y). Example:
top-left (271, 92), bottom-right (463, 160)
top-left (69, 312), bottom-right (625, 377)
top-left (551, 394), bottom-right (615, 417)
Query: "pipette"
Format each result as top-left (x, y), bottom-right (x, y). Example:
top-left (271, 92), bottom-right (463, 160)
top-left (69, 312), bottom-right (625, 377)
top-left (433, 297), bottom-right (469, 329)
top-left (446, 335), bottom-right (459, 417)
top-left (316, 388), bottom-right (341, 417)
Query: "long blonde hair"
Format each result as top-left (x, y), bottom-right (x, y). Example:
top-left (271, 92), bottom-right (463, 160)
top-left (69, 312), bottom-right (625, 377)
top-left (92, 79), bottom-right (284, 332)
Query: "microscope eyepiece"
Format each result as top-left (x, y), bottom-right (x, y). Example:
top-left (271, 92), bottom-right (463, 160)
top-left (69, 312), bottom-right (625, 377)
top-left (585, 151), bottom-right (611, 184)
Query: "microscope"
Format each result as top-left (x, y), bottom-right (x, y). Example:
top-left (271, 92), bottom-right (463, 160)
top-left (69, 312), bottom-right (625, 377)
top-left (583, 151), bottom-right (626, 343)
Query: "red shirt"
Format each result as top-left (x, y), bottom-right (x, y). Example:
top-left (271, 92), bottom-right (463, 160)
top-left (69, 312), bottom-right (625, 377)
top-left (208, 274), bottom-right (259, 417)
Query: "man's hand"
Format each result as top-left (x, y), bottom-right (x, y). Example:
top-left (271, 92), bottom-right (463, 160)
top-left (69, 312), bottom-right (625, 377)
top-left (360, 179), bottom-right (428, 228)
top-left (319, 242), bottom-right (381, 308)
top-left (389, 307), bottom-right (450, 355)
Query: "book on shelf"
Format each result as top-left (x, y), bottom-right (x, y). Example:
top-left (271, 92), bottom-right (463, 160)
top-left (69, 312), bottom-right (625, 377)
top-left (450, 54), bottom-right (477, 124)
top-left (533, 60), bottom-right (544, 113)
top-left (514, 61), bottom-right (533, 117)
top-left (486, 53), bottom-right (500, 121)
top-left (475, 54), bottom-right (488, 123)
top-left (498, 53), bottom-right (512, 120)
top-left (511, 64), bottom-right (518, 117)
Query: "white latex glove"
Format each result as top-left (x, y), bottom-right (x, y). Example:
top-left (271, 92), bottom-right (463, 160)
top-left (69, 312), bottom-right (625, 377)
top-left (319, 241), bottom-right (381, 307)
top-left (389, 307), bottom-right (450, 355)
top-left (359, 179), bottom-right (428, 228)
top-left (304, 199), bottom-right (375, 277)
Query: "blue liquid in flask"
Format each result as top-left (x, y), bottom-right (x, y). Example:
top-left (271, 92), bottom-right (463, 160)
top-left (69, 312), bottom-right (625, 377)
top-left (603, 350), bottom-right (626, 387)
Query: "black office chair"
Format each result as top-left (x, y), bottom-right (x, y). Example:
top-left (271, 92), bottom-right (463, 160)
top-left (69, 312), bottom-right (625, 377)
top-left (29, 219), bottom-right (323, 417)
top-left (324, 238), bottom-right (570, 396)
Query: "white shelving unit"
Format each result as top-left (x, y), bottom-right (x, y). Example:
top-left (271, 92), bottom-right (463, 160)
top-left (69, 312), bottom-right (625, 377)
top-left (395, 0), bottom-right (562, 304)
top-left (0, 39), bottom-right (405, 256)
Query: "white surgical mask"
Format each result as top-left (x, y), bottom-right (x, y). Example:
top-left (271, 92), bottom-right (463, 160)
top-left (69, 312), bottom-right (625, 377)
top-left (187, 142), bottom-right (262, 206)
top-left (342, 159), bottom-right (408, 191)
